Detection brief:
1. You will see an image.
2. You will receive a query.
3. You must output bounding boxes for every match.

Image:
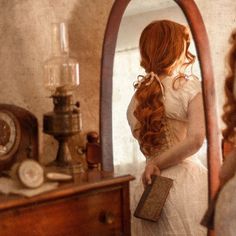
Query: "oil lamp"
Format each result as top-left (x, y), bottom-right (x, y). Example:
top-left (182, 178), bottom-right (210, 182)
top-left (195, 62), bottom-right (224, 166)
top-left (43, 22), bottom-right (82, 171)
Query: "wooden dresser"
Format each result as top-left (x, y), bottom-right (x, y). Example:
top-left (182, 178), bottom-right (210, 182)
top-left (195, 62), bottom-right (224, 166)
top-left (0, 170), bottom-right (134, 236)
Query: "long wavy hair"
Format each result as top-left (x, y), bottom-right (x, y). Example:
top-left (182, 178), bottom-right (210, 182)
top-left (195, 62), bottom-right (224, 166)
top-left (134, 20), bottom-right (195, 156)
top-left (222, 31), bottom-right (236, 142)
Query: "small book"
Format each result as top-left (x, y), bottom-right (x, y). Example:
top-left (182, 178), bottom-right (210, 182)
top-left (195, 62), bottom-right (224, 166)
top-left (134, 175), bottom-right (173, 222)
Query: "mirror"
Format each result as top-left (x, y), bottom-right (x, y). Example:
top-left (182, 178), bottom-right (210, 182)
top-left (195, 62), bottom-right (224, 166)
top-left (112, 0), bottom-right (205, 172)
top-left (100, 0), bottom-right (222, 234)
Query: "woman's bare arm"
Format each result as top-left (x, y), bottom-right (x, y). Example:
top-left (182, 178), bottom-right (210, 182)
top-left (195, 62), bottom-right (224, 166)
top-left (143, 93), bottom-right (205, 185)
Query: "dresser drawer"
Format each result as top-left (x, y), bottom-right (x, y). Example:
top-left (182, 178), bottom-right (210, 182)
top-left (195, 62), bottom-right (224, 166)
top-left (0, 187), bottom-right (124, 236)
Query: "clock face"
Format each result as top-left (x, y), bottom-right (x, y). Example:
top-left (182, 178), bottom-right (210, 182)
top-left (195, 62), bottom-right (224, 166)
top-left (0, 111), bottom-right (19, 158)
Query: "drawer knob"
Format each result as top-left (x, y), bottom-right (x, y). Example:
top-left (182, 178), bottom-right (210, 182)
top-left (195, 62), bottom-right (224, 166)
top-left (100, 211), bottom-right (115, 224)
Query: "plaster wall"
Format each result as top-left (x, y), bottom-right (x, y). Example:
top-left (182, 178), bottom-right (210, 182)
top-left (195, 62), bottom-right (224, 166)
top-left (196, 0), bottom-right (236, 128)
top-left (0, 0), bottom-right (113, 163)
top-left (0, 0), bottom-right (235, 163)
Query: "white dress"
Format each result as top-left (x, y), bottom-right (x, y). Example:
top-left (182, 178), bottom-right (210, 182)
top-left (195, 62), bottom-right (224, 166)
top-left (127, 75), bottom-right (208, 236)
top-left (215, 173), bottom-right (236, 235)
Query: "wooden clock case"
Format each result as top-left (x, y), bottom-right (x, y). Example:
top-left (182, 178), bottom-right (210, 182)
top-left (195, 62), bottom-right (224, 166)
top-left (0, 104), bottom-right (38, 171)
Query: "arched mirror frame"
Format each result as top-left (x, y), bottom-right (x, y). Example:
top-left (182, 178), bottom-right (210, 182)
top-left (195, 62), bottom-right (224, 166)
top-left (100, 0), bottom-right (222, 201)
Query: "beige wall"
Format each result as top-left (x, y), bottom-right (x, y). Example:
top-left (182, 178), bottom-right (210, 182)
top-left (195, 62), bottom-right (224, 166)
top-left (0, 0), bottom-right (114, 163)
top-left (196, 0), bottom-right (236, 128)
top-left (0, 0), bottom-right (235, 163)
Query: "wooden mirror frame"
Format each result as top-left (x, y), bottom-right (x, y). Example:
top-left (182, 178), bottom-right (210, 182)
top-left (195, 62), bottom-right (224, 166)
top-left (100, 0), bottom-right (221, 203)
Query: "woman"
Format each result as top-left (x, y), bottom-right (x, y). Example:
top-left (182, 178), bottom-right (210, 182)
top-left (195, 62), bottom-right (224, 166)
top-left (215, 30), bottom-right (236, 236)
top-left (127, 20), bottom-right (208, 235)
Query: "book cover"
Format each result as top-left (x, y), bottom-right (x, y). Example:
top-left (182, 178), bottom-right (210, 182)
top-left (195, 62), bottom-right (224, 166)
top-left (134, 175), bottom-right (173, 222)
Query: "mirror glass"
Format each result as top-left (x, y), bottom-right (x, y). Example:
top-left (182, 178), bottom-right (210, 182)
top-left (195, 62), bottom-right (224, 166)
top-left (112, 0), bottom-right (207, 172)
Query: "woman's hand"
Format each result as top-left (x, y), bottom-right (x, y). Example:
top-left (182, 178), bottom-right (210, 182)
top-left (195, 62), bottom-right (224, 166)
top-left (142, 162), bottom-right (161, 187)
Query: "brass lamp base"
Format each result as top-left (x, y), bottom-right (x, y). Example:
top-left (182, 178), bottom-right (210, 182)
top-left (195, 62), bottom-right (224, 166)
top-left (55, 137), bottom-right (72, 165)
top-left (43, 93), bottom-right (82, 173)
top-left (51, 136), bottom-right (83, 174)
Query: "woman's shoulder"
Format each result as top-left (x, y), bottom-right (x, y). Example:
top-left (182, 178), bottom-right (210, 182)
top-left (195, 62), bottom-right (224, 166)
top-left (163, 75), bottom-right (201, 98)
top-left (181, 75), bottom-right (202, 92)
top-left (179, 76), bottom-right (202, 112)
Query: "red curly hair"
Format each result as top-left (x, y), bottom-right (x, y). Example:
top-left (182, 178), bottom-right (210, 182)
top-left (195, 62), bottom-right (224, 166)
top-left (134, 20), bottom-right (195, 156)
top-left (222, 31), bottom-right (236, 142)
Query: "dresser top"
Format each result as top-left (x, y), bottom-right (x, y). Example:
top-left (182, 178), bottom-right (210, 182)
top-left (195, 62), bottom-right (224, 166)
top-left (0, 170), bottom-right (134, 212)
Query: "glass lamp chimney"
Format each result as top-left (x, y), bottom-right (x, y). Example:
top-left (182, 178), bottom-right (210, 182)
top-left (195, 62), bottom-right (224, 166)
top-left (44, 22), bottom-right (79, 95)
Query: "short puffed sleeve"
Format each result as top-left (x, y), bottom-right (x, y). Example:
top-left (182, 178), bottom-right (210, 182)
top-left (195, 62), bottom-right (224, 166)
top-left (180, 78), bottom-right (202, 113)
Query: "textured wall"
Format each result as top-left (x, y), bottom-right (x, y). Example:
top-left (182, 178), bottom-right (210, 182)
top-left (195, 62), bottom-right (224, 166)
top-left (0, 0), bottom-right (114, 163)
top-left (0, 0), bottom-right (235, 164)
top-left (196, 0), bottom-right (236, 128)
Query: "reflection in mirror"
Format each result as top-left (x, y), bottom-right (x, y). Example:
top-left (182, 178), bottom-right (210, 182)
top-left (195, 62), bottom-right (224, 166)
top-left (113, 1), bottom-right (206, 168)
top-left (112, 1), bottom-right (208, 234)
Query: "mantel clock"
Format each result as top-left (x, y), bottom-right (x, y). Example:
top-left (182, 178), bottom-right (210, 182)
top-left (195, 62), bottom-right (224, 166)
top-left (0, 104), bottom-right (38, 171)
